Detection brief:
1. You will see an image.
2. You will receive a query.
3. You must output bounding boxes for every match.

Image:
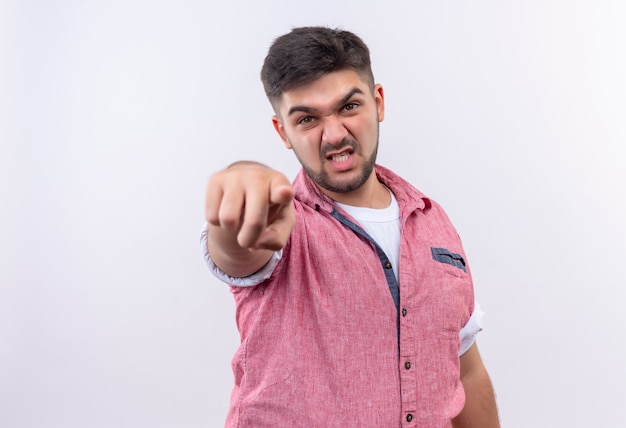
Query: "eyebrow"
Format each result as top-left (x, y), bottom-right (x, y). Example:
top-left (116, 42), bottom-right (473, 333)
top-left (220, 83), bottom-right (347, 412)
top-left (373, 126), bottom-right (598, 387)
top-left (287, 87), bottom-right (365, 117)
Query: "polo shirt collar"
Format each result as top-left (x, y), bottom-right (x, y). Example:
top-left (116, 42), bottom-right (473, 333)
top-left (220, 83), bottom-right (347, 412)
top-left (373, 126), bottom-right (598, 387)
top-left (293, 164), bottom-right (428, 214)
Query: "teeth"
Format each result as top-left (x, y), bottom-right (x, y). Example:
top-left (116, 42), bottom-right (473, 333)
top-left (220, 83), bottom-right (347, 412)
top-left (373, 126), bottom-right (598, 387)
top-left (332, 153), bottom-right (350, 162)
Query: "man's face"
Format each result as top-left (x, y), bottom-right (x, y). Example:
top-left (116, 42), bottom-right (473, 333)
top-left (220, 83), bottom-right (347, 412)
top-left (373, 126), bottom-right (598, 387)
top-left (272, 70), bottom-right (385, 199)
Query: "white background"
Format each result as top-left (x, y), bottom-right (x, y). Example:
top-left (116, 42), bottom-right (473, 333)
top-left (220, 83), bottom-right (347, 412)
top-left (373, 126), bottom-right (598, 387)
top-left (2, 1), bottom-right (625, 427)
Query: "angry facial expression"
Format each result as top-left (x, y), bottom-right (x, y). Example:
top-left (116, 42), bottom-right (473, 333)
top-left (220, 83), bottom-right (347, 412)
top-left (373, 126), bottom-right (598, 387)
top-left (272, 69), bottom-right (385, 201)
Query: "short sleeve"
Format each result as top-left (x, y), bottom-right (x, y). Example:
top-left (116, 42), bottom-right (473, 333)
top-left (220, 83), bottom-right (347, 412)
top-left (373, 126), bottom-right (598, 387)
top-left (458, 300), bottom-right (484, 356)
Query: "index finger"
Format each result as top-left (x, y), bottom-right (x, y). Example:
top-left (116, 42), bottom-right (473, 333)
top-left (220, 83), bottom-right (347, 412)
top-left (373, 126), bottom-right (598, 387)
top-left (236, 181), bottom-right (271, 248)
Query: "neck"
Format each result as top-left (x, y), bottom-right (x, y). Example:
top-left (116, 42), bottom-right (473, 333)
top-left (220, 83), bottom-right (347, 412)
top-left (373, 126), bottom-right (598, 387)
top-left (320, 173), bottom-right (390, 208)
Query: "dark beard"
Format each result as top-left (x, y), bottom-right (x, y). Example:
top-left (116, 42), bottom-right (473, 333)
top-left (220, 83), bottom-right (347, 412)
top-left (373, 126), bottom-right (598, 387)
top-left (297, 137), bottom-right (379, 194)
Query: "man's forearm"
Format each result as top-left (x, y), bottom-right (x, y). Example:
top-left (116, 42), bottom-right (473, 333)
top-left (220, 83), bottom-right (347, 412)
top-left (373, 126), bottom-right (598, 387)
top-left (452, 366), bottom-right (500, 428)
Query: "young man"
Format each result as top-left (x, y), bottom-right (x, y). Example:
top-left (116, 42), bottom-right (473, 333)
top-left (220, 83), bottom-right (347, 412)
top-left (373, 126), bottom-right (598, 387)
top-left (202, 26), bottom-right (499, 427)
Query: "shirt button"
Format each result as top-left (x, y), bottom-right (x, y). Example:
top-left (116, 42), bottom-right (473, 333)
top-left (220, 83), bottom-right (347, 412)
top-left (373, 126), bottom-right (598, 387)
top-left (404, 361), bottom-right (411, 370)
top-left (384, 261), bottom-right (392, 269)
top-left (402, 308), bottom-right (407, 317)
top-left (406, 413), bottom-right (413, 422)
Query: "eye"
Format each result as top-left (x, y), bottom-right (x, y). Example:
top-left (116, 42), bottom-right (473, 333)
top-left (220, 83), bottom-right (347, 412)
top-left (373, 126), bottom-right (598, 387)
top-left (297, 116), bottom-right (314, 125)
top-left (343, 102), bottom-right (358, 112)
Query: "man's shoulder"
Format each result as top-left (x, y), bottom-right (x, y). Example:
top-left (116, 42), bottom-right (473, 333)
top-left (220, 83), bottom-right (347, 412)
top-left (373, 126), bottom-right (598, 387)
top-left (374, 165), bottom-right (431, 211)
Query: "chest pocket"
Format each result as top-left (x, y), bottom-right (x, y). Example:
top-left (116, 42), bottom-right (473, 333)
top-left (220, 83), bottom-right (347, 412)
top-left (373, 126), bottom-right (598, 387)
top-left (431, 247), bottom-right (467, 273)
top-left (419, 245), bottom-right (473, 334)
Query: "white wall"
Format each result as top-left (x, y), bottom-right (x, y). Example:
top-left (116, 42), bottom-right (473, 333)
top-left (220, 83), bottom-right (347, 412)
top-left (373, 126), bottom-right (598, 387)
top-left (2, 1), bottom-right (625, 427)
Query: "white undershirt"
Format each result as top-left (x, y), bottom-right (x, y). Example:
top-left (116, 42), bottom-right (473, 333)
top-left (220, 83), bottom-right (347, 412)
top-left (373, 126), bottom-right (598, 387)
top-left (336, 191), bottom-right (402, 282)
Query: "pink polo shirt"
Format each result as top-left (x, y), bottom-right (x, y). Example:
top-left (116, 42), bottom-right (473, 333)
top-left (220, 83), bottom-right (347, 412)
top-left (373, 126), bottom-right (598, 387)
top-left (208, 165), bottom-right (475, 427)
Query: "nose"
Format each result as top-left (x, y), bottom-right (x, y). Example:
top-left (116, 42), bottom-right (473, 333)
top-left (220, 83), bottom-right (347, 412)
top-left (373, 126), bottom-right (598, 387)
top-left (321, 116), bottom-right (349, 145)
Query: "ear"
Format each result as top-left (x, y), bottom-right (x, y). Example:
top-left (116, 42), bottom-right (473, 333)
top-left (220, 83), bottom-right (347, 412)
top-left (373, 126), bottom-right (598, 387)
top-left (374, 83), bottom-right (385, 122)
top-left (272, 115), bottom-right (292, 149)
